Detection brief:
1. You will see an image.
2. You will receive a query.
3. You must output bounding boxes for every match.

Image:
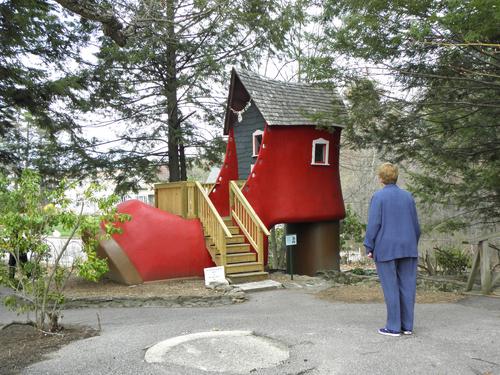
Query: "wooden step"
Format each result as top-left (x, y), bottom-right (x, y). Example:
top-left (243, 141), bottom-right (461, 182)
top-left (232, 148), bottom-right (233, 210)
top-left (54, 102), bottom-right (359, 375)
top-left (227, 226), bottom-right (240, 235)
top-left (204, 225), bottom-right (239, 237)
top-left (204, 238), bottom-right (216, 259)
top-left (223, 216), bottom-right (234, 225)
top-left (208, 243), bottom-right (251, 255)
top-left (226, 234), bottom-right (245, 244)
top-left (226, 271), bottom-right (269, 284)
top-left (225, 262), bottom-right (263, 274)
top-left (205, 235), bottom-right (246, 246)
top-left (216, 252), bottom-right (256, 264)
top-left (226, 243), bottom-right (250, 253)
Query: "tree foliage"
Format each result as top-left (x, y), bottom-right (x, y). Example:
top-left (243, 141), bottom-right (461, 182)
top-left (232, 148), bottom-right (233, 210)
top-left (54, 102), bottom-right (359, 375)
top-left (306, 0), bottom-right (500, 227)
top-left (2, 0), bottom-right (305, 188)
top-left (58, 0), bottom-right (298, 183)
top-left (0, 0), bottom-right (102, 181)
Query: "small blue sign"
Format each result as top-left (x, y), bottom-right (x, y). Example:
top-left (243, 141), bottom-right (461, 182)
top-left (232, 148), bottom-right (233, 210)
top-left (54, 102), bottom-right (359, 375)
top-left (285, 234), bottom-right (297, 246)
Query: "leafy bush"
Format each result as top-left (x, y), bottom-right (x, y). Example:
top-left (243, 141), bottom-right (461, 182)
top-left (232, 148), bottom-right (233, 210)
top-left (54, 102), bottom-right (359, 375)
top-left (340, 205), bottom-right (365, 250)
top-left (0, 170), bottom-right (130, 332)
top-left (434, 246), bottom-right (471, 275)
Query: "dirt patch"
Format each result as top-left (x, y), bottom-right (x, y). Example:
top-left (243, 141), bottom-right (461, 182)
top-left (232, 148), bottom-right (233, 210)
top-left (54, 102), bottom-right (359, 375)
top-left (64, 276), bottom-right (215, 298)
top-left (0, 323), bottom-right (98, 375)
top-left (316, 284), bottom-right (465, 304)
top-left (62, 276), bottom-right (246, 308)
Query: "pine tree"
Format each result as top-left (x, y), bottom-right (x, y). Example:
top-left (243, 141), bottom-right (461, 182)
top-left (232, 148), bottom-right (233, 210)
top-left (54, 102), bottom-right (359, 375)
top-left (55, 0), bottom-right (297, 182)
top-left (0, 0), bottom-right (99, 182)
top-left (305, 0), bottom-right (500, 227)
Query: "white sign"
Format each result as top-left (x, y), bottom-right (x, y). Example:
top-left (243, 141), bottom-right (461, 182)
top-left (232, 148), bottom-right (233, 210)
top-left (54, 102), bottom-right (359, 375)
top-left (285, 234), bottom-right (297, 246)
top-left (203, 266), bottom-right (227, 286)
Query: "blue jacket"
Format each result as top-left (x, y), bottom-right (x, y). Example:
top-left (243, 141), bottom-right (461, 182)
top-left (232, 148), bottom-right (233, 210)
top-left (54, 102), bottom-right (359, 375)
top-left (363, 184), bottom-right (420, 262)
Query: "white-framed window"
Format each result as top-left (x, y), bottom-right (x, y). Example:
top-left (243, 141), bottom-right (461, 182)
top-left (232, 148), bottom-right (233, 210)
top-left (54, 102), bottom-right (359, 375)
top-left (311, 138), bottom-right (330, 165)
top-left (252, 129), bottom-right (264, 157)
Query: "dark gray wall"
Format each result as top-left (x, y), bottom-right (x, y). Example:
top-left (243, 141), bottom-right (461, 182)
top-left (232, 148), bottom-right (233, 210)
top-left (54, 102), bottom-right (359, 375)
top-left (233, 101), bottom-right (265, 180)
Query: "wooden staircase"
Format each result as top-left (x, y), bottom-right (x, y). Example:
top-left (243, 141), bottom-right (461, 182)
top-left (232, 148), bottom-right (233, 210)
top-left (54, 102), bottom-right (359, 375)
top-left (155, 180), bottom-right (270, 284)
top-left (205, 217), bottom-right (268, 284)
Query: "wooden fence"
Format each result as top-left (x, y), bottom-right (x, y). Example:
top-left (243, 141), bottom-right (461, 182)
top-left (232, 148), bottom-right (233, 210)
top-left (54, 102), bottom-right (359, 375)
top-left (465, 232), bottom-right (500, 294)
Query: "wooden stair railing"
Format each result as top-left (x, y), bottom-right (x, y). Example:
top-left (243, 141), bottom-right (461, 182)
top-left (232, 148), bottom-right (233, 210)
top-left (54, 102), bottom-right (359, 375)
top-left (229, 181), bottom-right (270, 268)
top-left (194, 181), bottom-right (232, 267)
top-left (155, 181), bottom-right (269, 282)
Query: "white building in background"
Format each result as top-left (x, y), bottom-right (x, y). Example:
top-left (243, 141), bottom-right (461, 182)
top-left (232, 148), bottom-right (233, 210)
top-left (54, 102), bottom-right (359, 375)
top-left (66, 166), bottom-right (169, 214)
top-left (205, 167), bottom-right (221, 183)
top-left (120, 189), bottom-right (155, 206)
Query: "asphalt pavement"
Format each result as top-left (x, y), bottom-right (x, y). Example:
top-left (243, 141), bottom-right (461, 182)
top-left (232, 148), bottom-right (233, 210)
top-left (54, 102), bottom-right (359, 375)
top-left (1, 288), bottom-right (499, 375)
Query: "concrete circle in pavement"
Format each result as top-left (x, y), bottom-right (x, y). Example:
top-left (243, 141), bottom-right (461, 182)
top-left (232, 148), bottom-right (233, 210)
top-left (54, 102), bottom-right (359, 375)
top-left (144, 330), bottom-right (289, 373)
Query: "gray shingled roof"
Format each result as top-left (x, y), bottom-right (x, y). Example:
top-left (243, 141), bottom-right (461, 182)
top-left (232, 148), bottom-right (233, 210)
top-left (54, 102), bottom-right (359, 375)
top-left (235, 68), bottom-right (346, 128)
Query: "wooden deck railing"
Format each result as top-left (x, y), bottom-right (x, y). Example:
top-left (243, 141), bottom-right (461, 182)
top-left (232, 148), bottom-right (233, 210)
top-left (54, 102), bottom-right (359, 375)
top-left (195, 181), bottom-right (232, 267)
top-left (155, 181), bottom-right (197, 219)
top-left (199, 183), bottom-right (215, 193)
top-left (229, 181), bottom-right (270, 266)
top-left (154, 181), bottom-right (215, 218)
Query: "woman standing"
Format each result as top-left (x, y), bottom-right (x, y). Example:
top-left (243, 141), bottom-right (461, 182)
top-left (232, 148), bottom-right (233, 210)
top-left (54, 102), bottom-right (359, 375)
top-left (364, 163), bottom-right (420, 337)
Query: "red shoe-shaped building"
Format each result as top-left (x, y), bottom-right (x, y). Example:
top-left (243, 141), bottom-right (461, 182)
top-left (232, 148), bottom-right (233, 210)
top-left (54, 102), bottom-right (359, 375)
top-left (100, 69), bottom-right (346, 284)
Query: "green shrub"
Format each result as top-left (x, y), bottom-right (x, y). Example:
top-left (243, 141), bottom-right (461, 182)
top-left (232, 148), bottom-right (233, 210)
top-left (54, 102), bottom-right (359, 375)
top-left (0, 170), bottom-right (131, 332)
top-left (434, 246), bottom-right (471, 275)
top-left (351, 267), bottom-right (366, 275)
top-left (340, 205), bottom-right (365, 250)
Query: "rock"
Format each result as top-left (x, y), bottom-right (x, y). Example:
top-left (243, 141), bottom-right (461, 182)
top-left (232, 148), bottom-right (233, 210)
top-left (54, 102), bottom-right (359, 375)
top-left (416, 276), bottom-right (466, 293)
top-left (206, 280), bottom-right (230, 290)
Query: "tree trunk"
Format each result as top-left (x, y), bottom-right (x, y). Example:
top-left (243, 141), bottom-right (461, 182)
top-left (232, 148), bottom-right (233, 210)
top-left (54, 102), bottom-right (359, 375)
top-left (278, 228), bottom-right (286, 269)
top-left (269, 227), bottom-right (277, 269)
top-left (166, 0), bottom-right (180, 182)
top-left (179, 143), bottom-right (187, 181)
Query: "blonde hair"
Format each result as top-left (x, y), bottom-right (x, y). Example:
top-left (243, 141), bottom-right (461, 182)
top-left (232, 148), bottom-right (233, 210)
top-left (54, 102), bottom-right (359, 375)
top-left (378, 163), bottom-right (398, 184)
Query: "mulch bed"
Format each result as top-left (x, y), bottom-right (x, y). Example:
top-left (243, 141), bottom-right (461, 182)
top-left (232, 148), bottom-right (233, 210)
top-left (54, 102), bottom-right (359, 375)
top-left (0, 323), bottom-right (98, 375)
top-left (316, 284), bottom-right (465, 304)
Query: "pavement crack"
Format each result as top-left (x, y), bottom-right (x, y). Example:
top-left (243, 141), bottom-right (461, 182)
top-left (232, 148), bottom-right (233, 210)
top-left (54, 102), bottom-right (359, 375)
top-left (471, 357), bottom-right (500, 366)
top-left (291, 340), bottom-right (314, 347)
top-left (287, 367), bottom-right (316, 375)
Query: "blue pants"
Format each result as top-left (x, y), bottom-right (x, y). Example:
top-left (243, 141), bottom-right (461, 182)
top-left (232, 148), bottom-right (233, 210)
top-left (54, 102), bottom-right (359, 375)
top-left (375, 257), bottom-right (418, 332)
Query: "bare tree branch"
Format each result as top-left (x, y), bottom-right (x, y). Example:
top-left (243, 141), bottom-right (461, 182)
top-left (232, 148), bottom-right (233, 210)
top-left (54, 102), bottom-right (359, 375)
top-left (54, 0), bottom-right (134, 46)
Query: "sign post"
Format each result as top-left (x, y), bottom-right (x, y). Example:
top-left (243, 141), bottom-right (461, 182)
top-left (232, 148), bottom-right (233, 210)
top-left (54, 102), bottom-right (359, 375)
top-left (285, 234), bottom-right (297, 280)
